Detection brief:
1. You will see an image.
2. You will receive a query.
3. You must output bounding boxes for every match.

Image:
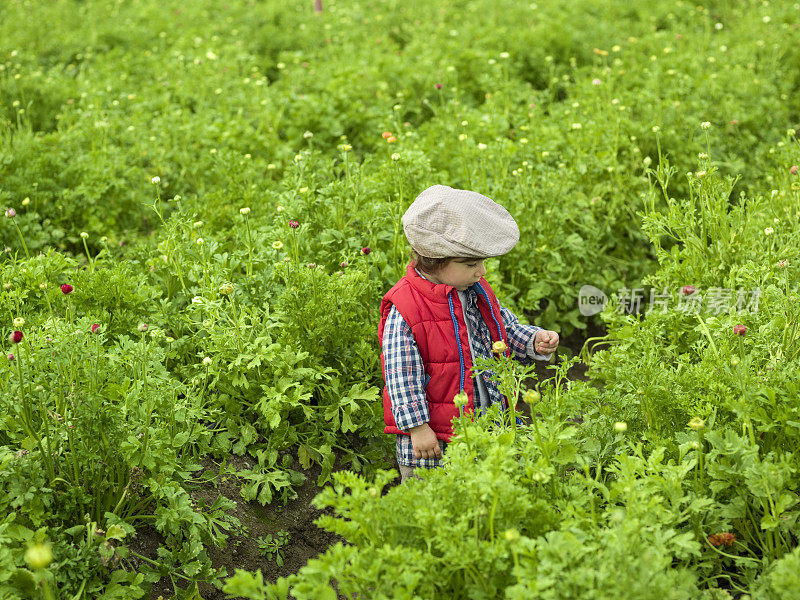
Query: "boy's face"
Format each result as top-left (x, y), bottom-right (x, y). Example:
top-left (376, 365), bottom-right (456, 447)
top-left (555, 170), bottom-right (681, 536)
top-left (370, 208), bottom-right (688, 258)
top-left (424, 258), bottom-right (487, 291)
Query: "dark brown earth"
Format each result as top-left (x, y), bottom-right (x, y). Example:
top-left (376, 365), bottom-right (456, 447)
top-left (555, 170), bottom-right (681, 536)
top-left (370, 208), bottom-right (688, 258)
top-left (128, 453), bottom-right (355, 600)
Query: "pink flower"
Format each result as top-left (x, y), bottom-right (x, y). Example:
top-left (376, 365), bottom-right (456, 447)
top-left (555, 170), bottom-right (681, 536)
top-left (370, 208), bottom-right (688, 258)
top-left (682, 285), bottom-right (695, 295)
top-left (733, 324), bottom-right (747, 336)
top-left (7, 353), bottom-right (14, 361)
top-left (61, 284), bottom-right (73, 295)
top-left (340, 261), bottom-right (347, 268)
top-left (4, 208), bottom-right (15, 218)
top-left (730, 119), bottom-right (738, 125)
top-left (592, 78), bottom-right (602, 86)
top-left (9, 331), bottom-right (23, 344)
top-left (382, 131), bottom-right (392, 139)
top-left (288, 220), bottom-right (300, 229)
top-left (361, 247), bottom-right (371, 255)
top-left (91, 323), bottom-right (101, 334)
top-left (791, 165), bottom-right (799, 175)
top-left (435, 83), bottom-right (442, 90)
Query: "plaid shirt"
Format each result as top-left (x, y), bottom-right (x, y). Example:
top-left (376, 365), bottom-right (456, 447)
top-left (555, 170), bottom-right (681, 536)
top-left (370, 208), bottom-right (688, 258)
top-left (382, 277), bottom-right (552, 468)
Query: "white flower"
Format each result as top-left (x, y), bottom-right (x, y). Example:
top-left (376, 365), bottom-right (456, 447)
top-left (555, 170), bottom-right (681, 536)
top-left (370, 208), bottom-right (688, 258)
top-left (13, 317), bottom-right (24, 327)
top-left (458, 133), bottom-right (468, 141)
top-left (477, 143), bottom-right (487, 151)
top-left (698, 152), bottom-right (709, 159)
top-left (764, 227), bottom-right (774, 235)
top-left (696, 170), bottom-right (707, 178)
top-left (193, 221), bottom-right (203, 228)
top-left (700, 121), bottom-right (711, 130)
top-left (303, 131), bottom-right (313, 139)
top-left (191, 296), bottom-right (203, 304)
top-left (391, 153), bottom-right (400, 161)
top-left (293, 154), bottom-right (303, 163)
top-left (240, 207), bottom-right (250, 215)
top-left (571, 123), bottom-right (582, 130)
top-left (196, 238), bottom-right (204, 245)
top-left (499, 51), bottom-right (510, 59)
top-left (652, 125), bottom-right (661, 133)
top-left (643, 157), bottom-right (652, 167)
top-left (151, 176), bottom-right (161, 184)
top-left (203, 356), bottom-right (213, 366)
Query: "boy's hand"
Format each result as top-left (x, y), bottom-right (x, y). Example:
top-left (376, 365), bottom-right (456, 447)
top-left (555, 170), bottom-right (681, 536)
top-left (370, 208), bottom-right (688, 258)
top-left (407, 423), bottom-right (443, 461)
top-left (534, 329), bottom-right (560, 354)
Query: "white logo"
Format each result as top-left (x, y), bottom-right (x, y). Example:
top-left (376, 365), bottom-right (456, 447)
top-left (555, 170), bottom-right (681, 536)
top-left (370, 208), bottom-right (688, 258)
top-left (578, 285), bottom-right (608, 316)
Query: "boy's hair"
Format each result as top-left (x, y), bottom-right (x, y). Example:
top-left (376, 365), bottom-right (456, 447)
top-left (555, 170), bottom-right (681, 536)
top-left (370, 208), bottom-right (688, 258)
top-left (410, 250), bottom-right (479, 274)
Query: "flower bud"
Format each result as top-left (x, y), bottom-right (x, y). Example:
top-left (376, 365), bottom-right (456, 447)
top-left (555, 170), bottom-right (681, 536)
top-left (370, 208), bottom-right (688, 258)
top-left (203, 356), bottom-right (212, 366)
top-left (91, 323), bottom-right (101, 334)
top-left (24, 543), bottom-right (53, 570)
top-left (80, 232), bottom-right (88, 239)
top-left (504, 529), bottom-right (520, 542)
top-left (360, 247), bottom-right (371, 255)
top-left (688, 417), bottom-right (705, 431)
top-left (288, 220), bottom-right (300, 229)
top-left (7, 353), bottom-right (15, 361)
top-left (522, 389), bottom-right (540, 404)
top-left (151, 176), bottom-right (161, 184)
top-left (453, 391), bottom-right (468, 409)
top-left (4, 208), bottom-right (16, 218)
top-left (240, 207), bottom-right (250, 215)
top-left (61, 283), bottom-right (73, 295)
top-left (733, 324), bottom-right (747, 336)
top-left (614, 421), bottom-right (627, 433)
top-left (13, 317), bottom-right (24, 327)
top-left (9, 331), bottom-right (23, 343)
top-left (682, 285), bottom-right (695, 295)
top-left (137, 324), bottom-right (148, 332)
top-left (492, 340), bottom-right (509, 354)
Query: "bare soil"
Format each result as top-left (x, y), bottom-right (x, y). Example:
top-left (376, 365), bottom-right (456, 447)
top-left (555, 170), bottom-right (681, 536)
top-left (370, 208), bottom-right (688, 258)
top-left (128, 454), bottom-right (353, 600)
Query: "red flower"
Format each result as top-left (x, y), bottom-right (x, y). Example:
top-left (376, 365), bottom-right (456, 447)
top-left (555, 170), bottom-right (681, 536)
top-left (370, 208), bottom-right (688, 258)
top-left (435, 83), bottom-right (442, 90)
top-left (361, 247), bottom-right (371, 255)
top-left (791, 165), bottom-right (799, 175)
top-left (733, 324), bottom-right (747, 336)
top-left (91, 323), bottom-right (101, 334)
top-left (288, 220), bottom-right (300, 229)
top-left (730, 119), bottom-right (738, 125)
top-left (340, 261), bottom-right (347, 268)
top-left (61, 284), bottom-right (73, 295)
top-left (708, 532), bottom-right (736, 547)
top-left (682, 285), bottom-right (695, 295)
top-left (381, 131), bottom-right (392, 139)
top-left (9, 331), bottom-right (23, 344)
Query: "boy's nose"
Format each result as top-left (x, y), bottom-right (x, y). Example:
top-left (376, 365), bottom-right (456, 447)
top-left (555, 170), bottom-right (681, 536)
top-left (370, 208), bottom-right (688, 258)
top-left (476, 263), bottom-right (486, 277)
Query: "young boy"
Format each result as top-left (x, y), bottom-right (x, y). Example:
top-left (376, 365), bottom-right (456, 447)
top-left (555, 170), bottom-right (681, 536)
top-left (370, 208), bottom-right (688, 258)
top-left (378, 185), bottom-right (559, 480)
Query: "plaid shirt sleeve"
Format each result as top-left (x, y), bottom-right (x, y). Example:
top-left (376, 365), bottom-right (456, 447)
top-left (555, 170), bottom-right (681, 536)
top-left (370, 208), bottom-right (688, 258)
top-left (499, 305), bottom-right (554, 363)
top-left (381, 305), bottom-right (430, 431)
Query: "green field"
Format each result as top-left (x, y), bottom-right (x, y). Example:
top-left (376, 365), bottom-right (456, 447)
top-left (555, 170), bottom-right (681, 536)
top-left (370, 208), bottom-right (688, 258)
top-left (2, 0), bottom-right (800, 598)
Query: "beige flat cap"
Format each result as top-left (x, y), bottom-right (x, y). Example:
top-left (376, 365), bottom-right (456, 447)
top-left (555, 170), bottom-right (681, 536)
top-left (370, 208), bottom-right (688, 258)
top-left (402, 185), bottom-right (519, 258)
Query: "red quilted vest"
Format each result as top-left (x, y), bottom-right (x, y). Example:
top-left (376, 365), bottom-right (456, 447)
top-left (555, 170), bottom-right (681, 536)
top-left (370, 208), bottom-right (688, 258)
top-left (378, 263), bottom-right (510, 441)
